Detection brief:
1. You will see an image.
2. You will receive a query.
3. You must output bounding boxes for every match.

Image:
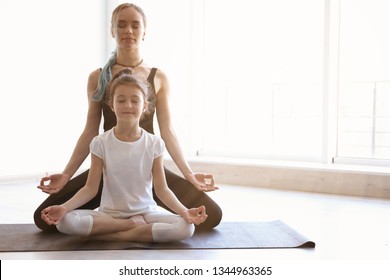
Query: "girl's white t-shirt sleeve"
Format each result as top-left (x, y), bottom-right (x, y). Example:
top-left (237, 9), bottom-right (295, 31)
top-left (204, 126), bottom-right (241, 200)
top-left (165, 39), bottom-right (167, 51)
top-left (154, 137), bottom-right (165, 159)
top-left (90, 136), bottom-right (104, 159)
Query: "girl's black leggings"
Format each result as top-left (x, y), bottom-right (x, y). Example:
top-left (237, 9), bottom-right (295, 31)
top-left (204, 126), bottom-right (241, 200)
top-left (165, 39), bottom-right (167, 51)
top-left (33, 168), bottom-right (222, 232)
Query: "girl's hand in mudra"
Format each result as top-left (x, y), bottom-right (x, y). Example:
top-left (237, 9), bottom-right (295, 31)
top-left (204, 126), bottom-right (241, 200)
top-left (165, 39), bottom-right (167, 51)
top-left (41, 205), bottom-right (67, 225)
top-left (186, 173), bottom-right (219, 192)
top-left (181, 205), bottom-right (208, 225)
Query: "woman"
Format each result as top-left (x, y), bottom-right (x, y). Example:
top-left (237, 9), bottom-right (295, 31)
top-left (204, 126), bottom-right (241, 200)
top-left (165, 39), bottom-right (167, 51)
top-left (34, 3), bottom-right (222, 231)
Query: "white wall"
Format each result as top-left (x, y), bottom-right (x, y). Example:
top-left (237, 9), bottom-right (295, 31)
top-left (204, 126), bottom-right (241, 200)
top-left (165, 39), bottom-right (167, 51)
top-left (0, 0), bottom-right (195, 179)
top-left (0, 0), bottom-right (105, 178)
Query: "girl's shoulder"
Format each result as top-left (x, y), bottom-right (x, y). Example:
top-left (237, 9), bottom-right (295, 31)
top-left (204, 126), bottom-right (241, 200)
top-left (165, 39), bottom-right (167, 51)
top-left (143, 129), bottom-right (164, 144)
top-left (93, 129), bottom-right (113, 143)
top-left (142, 130), bottom-right (165, 157)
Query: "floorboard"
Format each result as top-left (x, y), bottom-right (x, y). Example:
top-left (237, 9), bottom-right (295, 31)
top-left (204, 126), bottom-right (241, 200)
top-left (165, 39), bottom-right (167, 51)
top-left (1, 180), bottom-right (389, 260)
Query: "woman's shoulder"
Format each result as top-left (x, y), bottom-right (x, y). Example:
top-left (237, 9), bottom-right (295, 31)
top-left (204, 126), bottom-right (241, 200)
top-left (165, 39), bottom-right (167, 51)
top-left (154, 67), bottom-right (168, 81)
top-left (88, 68), bottom-right (102, 84)
top-left (150, 67), bottom-right (169, 95)
top-left (87, 68), bottom-right (102, 97)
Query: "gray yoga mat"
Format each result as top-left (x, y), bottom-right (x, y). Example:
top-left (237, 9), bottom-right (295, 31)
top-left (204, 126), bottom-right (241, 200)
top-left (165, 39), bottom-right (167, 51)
top-left (0, 220), bottom-right (315, 252)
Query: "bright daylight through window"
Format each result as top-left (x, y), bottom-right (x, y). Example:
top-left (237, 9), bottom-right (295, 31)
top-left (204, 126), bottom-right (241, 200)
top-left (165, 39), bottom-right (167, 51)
top-left (197, 0), bottom-right (390, 165)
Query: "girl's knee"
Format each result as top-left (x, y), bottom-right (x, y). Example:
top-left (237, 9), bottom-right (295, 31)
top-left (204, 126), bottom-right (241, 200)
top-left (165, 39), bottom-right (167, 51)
top-left (152, 217), bottom-right (195, 242)
top-left (56, 212), bottom-right (93, 236)
top-left (178, 219), bottom-right (195, 240)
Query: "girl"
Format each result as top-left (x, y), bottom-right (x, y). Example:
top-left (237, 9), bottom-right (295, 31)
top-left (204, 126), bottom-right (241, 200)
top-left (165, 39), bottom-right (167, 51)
top-left (35, 3), bottom-right (222, 231)
top-left (41, 69), bottom-right (207, 242)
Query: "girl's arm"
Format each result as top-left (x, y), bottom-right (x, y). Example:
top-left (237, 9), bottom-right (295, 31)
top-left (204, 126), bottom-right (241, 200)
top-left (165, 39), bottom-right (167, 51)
top-left (61, 153), bottom-right (103, 211)
top-left (41, 154), bottom-right (103, 225)
top-left (38, 69), bottom-right (102, 194)
top-left (152, 156), bottom-right (207, 225)
top-left (154, 70), bottom-right (218, 192)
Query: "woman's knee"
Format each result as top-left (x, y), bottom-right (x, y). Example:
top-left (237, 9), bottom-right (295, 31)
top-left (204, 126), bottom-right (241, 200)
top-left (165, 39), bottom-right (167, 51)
top-left (197, 201), bottom-right (223, 230)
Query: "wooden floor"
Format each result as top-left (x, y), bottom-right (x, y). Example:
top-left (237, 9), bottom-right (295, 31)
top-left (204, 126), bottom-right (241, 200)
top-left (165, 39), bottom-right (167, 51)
top-left (0, 179), bottom-right (390, 260)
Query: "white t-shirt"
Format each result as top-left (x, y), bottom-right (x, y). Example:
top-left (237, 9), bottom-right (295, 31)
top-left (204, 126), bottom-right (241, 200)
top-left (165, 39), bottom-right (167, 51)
top-left (90, 128), bottom-right (165, 218)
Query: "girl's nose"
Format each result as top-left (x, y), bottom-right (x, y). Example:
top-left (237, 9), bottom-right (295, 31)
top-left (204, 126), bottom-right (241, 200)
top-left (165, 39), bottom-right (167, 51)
top-left (122, 100), bottom-right (132, 108)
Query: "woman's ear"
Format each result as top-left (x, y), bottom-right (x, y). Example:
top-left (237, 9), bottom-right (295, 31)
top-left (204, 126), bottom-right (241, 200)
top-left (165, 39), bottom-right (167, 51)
top-left (111, 26), bottom-right (116, 39)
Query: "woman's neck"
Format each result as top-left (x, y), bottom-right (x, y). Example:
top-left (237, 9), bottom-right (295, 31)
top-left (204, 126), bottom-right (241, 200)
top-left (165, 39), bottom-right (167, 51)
top-left (114, 122), bottom-right (142, 142)
top-left (115, 50), bottom-right (143, 68)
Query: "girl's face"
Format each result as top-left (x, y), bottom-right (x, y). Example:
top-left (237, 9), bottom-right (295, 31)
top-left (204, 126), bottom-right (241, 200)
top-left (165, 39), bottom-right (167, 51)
top-left (111, 84), bottom-right (147, 123)
top-left (112, 7), bottom-right (145, 50)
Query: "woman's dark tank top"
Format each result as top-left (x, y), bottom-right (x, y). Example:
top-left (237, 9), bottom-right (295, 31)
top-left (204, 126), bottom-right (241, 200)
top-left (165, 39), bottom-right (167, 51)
top-left (101, 68), bottom-right (158, 134)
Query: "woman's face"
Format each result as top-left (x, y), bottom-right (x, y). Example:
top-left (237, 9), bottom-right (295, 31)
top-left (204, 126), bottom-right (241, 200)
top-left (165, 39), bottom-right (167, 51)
top-left (112, 7), bottom-right (145, 50)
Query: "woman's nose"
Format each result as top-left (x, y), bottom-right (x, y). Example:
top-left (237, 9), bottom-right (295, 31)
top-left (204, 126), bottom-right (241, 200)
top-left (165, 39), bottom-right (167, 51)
top-left (125, 26), bottom-right (132, 34)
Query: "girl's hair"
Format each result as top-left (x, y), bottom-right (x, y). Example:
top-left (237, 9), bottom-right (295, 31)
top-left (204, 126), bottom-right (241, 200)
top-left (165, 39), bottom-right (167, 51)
top-left (106, 68), bottom-right (151, 113)
top-left (92, 3), bottom-right (147, 102)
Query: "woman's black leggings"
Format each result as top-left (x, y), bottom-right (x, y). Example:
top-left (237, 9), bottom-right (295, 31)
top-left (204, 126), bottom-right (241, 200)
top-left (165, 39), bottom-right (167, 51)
top-left (33, 168), bottom-right (223, 232)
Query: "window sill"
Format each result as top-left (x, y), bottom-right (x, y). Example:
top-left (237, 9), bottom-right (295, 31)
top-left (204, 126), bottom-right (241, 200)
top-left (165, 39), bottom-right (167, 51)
top-left (164, 156), bottom-right (390, 200)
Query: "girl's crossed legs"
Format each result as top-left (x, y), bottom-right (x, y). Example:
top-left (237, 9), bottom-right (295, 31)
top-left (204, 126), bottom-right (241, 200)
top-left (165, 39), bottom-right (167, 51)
top-left (56, 207), bottom-right (194, 243)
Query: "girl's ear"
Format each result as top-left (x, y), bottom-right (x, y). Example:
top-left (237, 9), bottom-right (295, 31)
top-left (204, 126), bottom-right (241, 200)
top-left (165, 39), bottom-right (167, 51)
top-left (108, 100), bottom-right (115, 112)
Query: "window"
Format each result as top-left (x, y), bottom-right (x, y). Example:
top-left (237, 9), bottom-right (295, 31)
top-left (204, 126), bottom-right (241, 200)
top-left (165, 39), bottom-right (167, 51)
top-left (336, 0), bottom-right (390, 162)
top-left (193, 0), bottom-right (390, 166)
top-left (197, 0), bottom-right (325, 161)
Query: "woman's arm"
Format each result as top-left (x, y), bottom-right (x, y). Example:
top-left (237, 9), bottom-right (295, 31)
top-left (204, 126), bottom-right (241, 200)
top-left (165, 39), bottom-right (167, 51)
top-left (38, 69), bottom-right (102, 194)
top-left (154, 70), bottom-right (218, 192)
top-left (152, 156), bottom-right (207, 225)
top-left (155, 70), bottom-right (192, 177)
top-left (62, 69), bottom-right (102, 178)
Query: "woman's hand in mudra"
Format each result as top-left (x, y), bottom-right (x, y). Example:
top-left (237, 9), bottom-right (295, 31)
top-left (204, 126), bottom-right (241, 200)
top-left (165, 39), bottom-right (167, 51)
top-left (37, 173), bottom-right (70, 194)
top-left (186, 173), bottom-right (219, 192)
